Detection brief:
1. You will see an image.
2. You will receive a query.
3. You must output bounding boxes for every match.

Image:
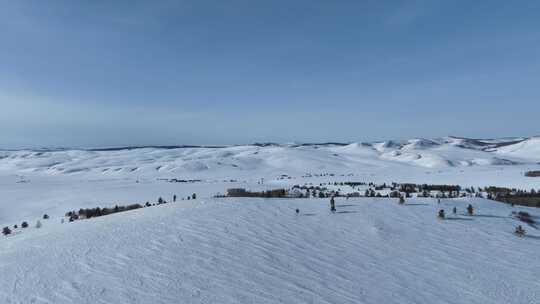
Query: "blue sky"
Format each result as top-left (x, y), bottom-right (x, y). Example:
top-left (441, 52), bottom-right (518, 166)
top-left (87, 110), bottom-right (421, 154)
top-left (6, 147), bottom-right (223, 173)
top-left (1, 1), bottom-right (539, 148)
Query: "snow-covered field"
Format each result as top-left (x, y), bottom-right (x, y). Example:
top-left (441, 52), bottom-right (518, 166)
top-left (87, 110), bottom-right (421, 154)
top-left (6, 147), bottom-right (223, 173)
top-left (1, 136), bottom-right (540, 303)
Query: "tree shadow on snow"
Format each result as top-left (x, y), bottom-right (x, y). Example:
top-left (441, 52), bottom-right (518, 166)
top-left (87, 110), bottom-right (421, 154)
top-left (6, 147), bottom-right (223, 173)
top-left (301, 213), bottom-right (317, 216)
top-left (337, 204), bottom-right (356, 207)
top-left (524, 223), bottom-right (539, 230)
top-left (472, 214), bottom-right (508, 219)
top-left (336, 211), bottom-right (359, 214)
top-left (524, 235), bottom-right (540, 240)
top-left (405, 203), bottom-right (429, 206)
top-left (445, 217), bottom-right (474, 221)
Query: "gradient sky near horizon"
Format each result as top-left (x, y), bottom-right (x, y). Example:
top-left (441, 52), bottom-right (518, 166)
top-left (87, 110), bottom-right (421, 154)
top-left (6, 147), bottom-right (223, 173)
top-left (1, 1), bottom-right (540, 148)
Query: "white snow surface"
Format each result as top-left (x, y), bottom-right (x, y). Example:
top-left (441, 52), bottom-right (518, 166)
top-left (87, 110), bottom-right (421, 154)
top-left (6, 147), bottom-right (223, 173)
top-left (2, 197), bottom-right (540, 304)
top-left (1, 137), bottom-right (540, 303)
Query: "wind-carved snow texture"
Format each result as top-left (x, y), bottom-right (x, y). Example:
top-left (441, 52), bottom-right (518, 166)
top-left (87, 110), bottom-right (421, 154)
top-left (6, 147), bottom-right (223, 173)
top-left (1, 198), bottom-right (539, 304)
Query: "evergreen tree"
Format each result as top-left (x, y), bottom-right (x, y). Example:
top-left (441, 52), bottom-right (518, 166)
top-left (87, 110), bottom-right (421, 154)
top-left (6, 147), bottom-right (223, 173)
top-left (515, 225), bottom-right (526, 237)
top-left (467, 204), bottom-right (474, 215)
top-left (330, 197), bottom-right (336, 213)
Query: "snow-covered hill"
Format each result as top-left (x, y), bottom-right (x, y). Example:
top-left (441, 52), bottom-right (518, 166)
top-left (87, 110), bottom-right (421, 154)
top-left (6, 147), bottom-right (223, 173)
top-left (1, 136), bottom-right (540, 303)
top-left (2, 196), bottom-right (540, 304)
top-left (1, 136), bottom-right (539, 177)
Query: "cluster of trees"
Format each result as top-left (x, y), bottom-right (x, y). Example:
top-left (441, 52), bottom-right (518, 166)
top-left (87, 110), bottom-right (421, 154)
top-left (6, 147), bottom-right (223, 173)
top-left (66, 204), bottom-right (143, 220)
top-left (159, 178), bottom-right (202, 183)
top-left (66, 193), bottom-right (198, 222)
top-left (291, 185), bottom-right (331, 198)
top-left (418, 184), bottom-right (461, 192)
top-left (466, 186), bottom-right (540, 207)
top-left (343, 182), bottom-right (367, 187)
top-left (292, 185), bottom-right (328, 191)
top-left (525, 170), bottom-right (540, 177)
top-left (302, 173), bottom-right (336, 178)
top-left (227, 188), bottom-right (287, 198)
top-left (494, 192), bottom-right (540, 207)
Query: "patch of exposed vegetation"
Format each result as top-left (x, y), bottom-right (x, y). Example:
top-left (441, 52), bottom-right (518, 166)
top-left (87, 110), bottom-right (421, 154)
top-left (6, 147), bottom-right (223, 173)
top-left (525, 170), bottom-right (540, 177)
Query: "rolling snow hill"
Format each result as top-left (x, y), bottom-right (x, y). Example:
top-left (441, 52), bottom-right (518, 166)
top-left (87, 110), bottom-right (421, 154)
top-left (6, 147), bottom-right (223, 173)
top-left (1, 197), bottom-right (539, 304)
top-left (0, 136), bottom-right (539, 177)
top-left (1, 136), bottom-right (540, 303)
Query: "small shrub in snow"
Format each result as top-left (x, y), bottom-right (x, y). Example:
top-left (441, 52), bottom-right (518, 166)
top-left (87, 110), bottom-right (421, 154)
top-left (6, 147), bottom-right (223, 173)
top-left (43, 214), bottom-right (49, 219)
top-left (399, 196), bottom-right (405, 204)
top-left (515, 225), bottom-right (526, 237)
top-left (467, 204), bottom-right (474, 216)
top-left (36, 220), bottom-right (42, 228)
top-left (2, 226), bottom-right (11, 236)
top-left (21, 221), bottom-right (29, 228)
top-left (438, 209), bottom-right (445, 219)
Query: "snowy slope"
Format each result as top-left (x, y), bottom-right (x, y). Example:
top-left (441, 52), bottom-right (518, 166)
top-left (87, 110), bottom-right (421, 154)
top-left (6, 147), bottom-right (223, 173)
top-left (495, 136), bottom-right (540, 160)
top-left (1, 197), bottom-right (539, 304)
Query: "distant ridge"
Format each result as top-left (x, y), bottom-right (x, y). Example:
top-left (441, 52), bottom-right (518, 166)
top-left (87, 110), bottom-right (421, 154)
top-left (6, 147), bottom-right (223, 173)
top-left (1, 136), bottom-right (538, 152)
top-left (87, 145), bottom-right (228, 152)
